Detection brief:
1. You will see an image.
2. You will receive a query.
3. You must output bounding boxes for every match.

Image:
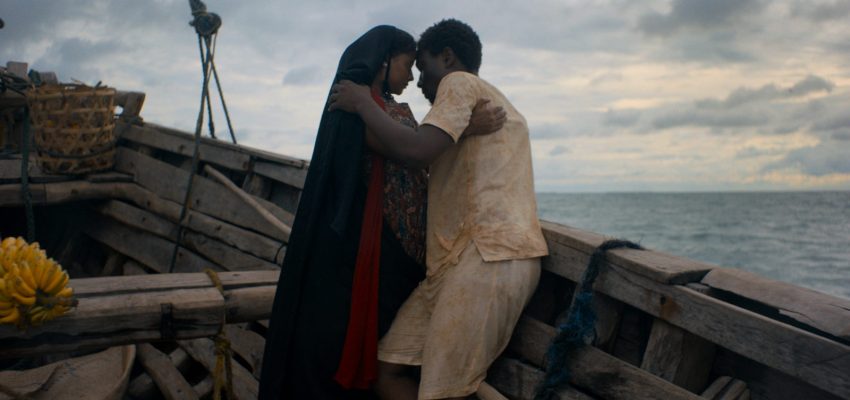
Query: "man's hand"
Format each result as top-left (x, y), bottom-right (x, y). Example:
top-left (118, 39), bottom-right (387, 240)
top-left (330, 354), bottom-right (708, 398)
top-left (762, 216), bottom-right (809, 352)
top-left (328, 80), bottom-right (373, 113)
top-left (463, 99), bottom-right (507, 137)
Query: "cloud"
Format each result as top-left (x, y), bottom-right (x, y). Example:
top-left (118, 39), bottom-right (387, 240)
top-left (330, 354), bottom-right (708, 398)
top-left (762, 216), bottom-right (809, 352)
top-left (695, 75), bottom-right (834, 109)
top-left (603, 109), bottom-right (641, 127)
top-left (789, 0), bottom-right (850, 22)
top-left (282, 65), bottom-right (325, 86)
top-left (764, 141), bottom-right (850, 175)
top-left (833, 132), bottom-right (850, 141)
top-left (549, 145), bottom-right (570, 156)
top-left (637, 0), bottom-right (766, 36)
top-left (530, 123), bottom-right (570, 140)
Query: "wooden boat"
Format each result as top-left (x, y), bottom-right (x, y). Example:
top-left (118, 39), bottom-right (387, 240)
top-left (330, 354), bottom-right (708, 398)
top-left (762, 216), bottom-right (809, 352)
top-left (1, 81), bottom-right (848, 400)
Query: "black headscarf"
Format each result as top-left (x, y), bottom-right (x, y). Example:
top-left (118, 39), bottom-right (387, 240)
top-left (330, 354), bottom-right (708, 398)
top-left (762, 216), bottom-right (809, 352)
top-left (259, 25), bottom-right (405, 399)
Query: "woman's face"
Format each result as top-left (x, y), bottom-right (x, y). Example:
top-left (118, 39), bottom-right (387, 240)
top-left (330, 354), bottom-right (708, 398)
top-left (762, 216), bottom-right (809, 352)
top-left (386, 52), bottom-right (416, 95)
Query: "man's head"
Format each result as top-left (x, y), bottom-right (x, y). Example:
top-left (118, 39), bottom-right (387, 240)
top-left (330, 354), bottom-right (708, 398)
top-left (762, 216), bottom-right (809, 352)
top-left (416, 19), bottom-right (482, 103)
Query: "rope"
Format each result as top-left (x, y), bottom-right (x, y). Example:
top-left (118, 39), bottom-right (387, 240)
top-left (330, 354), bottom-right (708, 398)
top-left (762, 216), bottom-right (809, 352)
top-left (169, 0), bottom-right (237, 272)
top-left (21, 108), bottom-right (35, 242)
top-left (204, 268), bottom-right (235, 400)
top-left (534, 239), bottom-right (643, 400)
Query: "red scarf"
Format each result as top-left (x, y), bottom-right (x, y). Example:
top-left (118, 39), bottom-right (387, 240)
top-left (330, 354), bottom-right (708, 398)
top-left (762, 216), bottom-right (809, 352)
top-left (334, 91), bottom-right (387, 389)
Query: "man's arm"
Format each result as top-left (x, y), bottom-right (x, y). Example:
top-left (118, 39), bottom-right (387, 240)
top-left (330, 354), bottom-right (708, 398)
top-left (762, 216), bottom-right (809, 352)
top-left (329, 80), bottom-right (454, 168)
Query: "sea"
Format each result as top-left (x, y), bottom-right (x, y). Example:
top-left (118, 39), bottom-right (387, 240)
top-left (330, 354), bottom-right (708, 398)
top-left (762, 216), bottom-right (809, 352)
top-left (536, 191), bottom-right (850, 300)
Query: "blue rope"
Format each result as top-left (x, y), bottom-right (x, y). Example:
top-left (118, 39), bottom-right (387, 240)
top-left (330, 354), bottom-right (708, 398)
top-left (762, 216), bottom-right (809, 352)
top-left (535, 239), bottom-right (643, 400)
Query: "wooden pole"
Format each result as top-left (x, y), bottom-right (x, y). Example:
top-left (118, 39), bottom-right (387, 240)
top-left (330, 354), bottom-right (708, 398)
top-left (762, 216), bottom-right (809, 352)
top-left (203, 164), bottom-right (292, 241)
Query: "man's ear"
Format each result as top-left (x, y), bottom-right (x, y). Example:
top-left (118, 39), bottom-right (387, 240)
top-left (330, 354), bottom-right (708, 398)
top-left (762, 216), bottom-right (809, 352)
top-left (441, 47), bottom-right (457, 68)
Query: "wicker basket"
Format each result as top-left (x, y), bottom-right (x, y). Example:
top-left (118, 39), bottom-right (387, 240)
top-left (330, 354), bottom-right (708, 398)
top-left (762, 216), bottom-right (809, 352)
top-left (26, 84), bottom-right (116, 174)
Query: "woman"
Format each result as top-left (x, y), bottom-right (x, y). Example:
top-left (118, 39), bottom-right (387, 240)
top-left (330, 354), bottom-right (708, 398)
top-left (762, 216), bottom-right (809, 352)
top-left (259, 26), bottom-right (503, 399)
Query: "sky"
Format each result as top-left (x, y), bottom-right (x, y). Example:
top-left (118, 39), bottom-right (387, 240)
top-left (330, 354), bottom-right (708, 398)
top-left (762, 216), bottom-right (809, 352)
top-left (2, 0), bottom-right (849, 192)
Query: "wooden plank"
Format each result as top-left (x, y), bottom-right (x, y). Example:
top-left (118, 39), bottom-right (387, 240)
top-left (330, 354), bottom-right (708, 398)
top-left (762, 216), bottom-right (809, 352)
top-left (0, 182), bottom-right (46, 205)
top-left (701, 267), bottom-right (850, 341)
top-left (193, 376), bottom-right (215, 398)
top-left (0, 287), bottom-right (223, 358)
top-left (71, 270), bottom-right (278, 298)
top-left (510, 316), bottom-right (701, 400)
top-left (711, 346), bottom-right (844, 400)
top-left (640, 318), bottom-right (715, 393)
top-left (95, 200), bottom-right (280, 270)
top-left (85, 216), bottom-right (224, 273)
top-left (136, 343), bottom-right (200, 400)
top-left (487, 357), bottom-right (595, 400)
top-left (204, 164), bottom-right (292, 241)
top-left (701, 376), bottom-right (732, 399)
top-left (254, 160), bottom-right (307, 189)
top-left (143, 121), bottom-right (308, 169)
top-left (114, 146), bottom-right (293, 240)
top-left (119, 123), bottom-right (252, 172)
top-left (97, 189), bottom-right (285, 263)
top-left (128, 347), bottom-right (192, 400)
top-left (179, 337), bottom-right (259, 400)
top-left (224, 324), bottom-right (265, 378)
top-left (541, 220), bottom-right (850, 399)
top-left (541, 220), bottom-right (712, 284)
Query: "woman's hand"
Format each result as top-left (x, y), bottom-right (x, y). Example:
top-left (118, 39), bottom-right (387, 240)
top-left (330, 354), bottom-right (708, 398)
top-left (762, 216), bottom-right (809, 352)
top-left (328, 80), bottom-right (372, 113)
top-left (463, 99), bottom-right (507, 137)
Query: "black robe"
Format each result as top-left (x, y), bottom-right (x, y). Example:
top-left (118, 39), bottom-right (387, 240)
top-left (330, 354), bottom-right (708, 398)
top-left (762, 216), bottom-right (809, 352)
top-left (258, 26), bottom-right (424, 400)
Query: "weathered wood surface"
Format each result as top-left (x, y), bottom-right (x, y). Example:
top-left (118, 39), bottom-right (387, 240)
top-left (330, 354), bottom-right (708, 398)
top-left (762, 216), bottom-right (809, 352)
top-left (204, 164), bottom-right (292, 241)
top-left (509, 316), bottom-right (701, 400)
top-left (127, 347), bottom-right (193, 400)
top-left (179, 337), bottom-right (259, 400)
top-left (97, 189), bottom-right (285, 263)
top-left (85, 216), bottom-right (225, 273)
top-left (640, 318), bottom-right (715, 393)
top-left (0, 287), bottom-right (223, 358)
top-left (224, 324), bottom-right (265, 379)
top-left (541, 220), bottom-right (713, 284)
top-left (487, 357), bottom-right (595, 400)
top-left (114, 147), bottom-right (293, 240)
top-left (0, 271), bottom-right (278, 358)
top-left (95, 200), bottom-right (280, 270)
top-left (136, 343), bottom-right (199, 400)
top-left (701, 267), bottom-right (850, 341)
top-left (117, 121), bottom-right (308, 182)
top-left (541, 220), bottom-right (850, 399)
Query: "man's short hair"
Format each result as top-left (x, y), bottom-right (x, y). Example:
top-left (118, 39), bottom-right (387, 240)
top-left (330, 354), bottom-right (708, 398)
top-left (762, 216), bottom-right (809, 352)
top-left (418, 19), bottom-right (482, 73)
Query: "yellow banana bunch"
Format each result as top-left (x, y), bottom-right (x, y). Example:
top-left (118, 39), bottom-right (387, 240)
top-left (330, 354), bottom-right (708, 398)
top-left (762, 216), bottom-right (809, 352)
top-left (0, 237), bottom-right (77, 329)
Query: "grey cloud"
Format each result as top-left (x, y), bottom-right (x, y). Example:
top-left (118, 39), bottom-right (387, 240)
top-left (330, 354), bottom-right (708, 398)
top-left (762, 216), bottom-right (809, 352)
top-left (832, 132), bottom-right (850, 141)
top-left (603, 109), bottom-right (641, 127)
top-left (549, 145), bottom-right (570, 157)
top-left (637, 0), bottom-right (765, 36)
top-left (530, 124), bottom-right (569, 140)
top-left (283, 66), bottom-right (325, 86)
top-left (763, 141), bottom-right (850, 175)
top-left (736, 146), bottom-right (780, 158)
top-left (652, 107), bottom-right (766, 130)
top-left (789, 0), bottom-right (850, 22)
top-left (696, 75), bottom-right (834, 109)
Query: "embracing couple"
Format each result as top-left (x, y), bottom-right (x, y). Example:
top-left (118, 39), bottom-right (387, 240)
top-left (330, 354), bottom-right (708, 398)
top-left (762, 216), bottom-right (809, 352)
top-left (260, 19), bottom-right (549, 400)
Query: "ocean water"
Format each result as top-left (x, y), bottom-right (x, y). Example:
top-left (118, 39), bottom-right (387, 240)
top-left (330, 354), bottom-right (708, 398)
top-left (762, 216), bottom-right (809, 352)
top-left (536, 191), bottom-right (850, 300)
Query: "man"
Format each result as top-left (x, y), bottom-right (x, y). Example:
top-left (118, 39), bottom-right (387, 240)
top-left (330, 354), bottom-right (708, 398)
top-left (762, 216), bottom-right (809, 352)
top-left (329, 18), bottom-right (548, 400)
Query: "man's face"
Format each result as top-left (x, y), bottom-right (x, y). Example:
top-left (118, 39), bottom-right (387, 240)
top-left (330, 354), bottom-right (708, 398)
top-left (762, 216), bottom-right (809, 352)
top-left (416, 50), bottom-right (445, 104)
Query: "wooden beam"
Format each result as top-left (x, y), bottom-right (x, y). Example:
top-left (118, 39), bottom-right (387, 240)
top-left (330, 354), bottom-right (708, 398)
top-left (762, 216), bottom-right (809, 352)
top-left (85, 216), bottom-right (224, 274)
top-left (113, 147), bottom-right (293, 240)
top-left (0, 271), bottom-right (278, 358)
top-left (640, 318), bottom-right (715, 393)
top-left (541, 220), bottom-right (712, 284)
top-left (540, 220), bottom-right (850, 399)
top-left (701, 267), bottom-right (850, 341)
top-left (487, 357), bottom-right (594, 400)
top-left (94, 200), bottom-right (280, 270)
top-left (204, 164), bottom-right (291, 241)
top-left (127, 347), bottom-right (192, 400)
top-left (509, 316), bottom-right (701, 400)
top-left (179, 337), bottom-right (259, 400)
top-left (224, 324), bottom-right (265, 379)
top-left (136, 343), bottom-right (200, 400)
